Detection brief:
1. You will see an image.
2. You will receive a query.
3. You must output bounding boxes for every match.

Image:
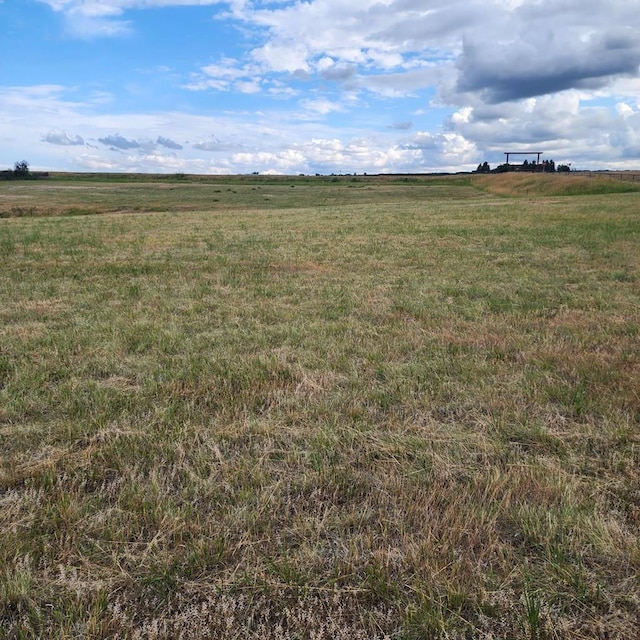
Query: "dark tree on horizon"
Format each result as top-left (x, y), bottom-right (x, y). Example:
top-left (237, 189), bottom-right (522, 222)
top-left (13, 160), bottom-right (30, 178)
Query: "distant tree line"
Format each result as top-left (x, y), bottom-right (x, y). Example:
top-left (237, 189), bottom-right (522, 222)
top-left (475, 159), bottom-right (571, 174)
top-left (0, 161), bottom-right (49, 180)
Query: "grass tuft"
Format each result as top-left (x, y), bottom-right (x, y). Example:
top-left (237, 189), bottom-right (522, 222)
top-left (1, 175), bottom-right (638, 637)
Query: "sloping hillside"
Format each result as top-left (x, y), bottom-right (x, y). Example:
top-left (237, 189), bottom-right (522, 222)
top-left (473, 172), bottom-right (640, 196)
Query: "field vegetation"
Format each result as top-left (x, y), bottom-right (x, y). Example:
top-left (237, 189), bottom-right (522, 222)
top-left (1, 173), bottom-right (638, 638)
top-left (472, 172), bottom-right (640, 197)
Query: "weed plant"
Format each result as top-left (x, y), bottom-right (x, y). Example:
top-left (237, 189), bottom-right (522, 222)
top-left (0, 176), bottom-right (638, 638)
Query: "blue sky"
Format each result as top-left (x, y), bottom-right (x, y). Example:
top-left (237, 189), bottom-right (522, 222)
top-left (2, 0), bottom-right (640, 174)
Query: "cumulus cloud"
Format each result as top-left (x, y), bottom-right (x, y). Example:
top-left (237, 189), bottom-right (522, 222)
top-left (231, 149), bottom-right (308, 174)
top-left (305, 136), bottom-right (429, 174)
top-left (12, 1), bottom-right (640, 172)
top-left (457, 28), bottom-right (640, 103)
top-left (157, 136), bottom-right (183, 150)
top-left (192, 140), bottom-right (222, 151)
top-left (37, 1), bottom-right (226, 18)
top-left (39, 1), bottom-right (640, 108)
top-left (397, 130), bottom-right (479, 168)
top-left (298, 98), bottom-right (345, 116)
top-left (98, 133), bottom-right (141, 150)
top-left (227, 137), bottom-right (433, 175)
top-left (43, 129), bottom-right (85, 146)
top-left (390, 121), bottom-right (413, 130)
top-left (192, 136), bottom-right (241, 152)
top-left (319, 64), bottom-right (358, 82)
top-left (229, 0), bottom-right (640, 110)
top-left (37, 0), bottom-right (232, 37)
top-left (184, 58), bottom-right (264, 93)
top-left (443, 90), bottom-right (640, 168)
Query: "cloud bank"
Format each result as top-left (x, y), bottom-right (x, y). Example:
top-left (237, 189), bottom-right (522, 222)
top-left (6, 1), bottom-right (639, 173)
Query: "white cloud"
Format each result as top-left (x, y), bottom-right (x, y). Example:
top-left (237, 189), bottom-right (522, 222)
top-left (43, 129), bottom-right (85, 146)
top-left (98, 133), bottom-right (142, 150)
top-left (39, 1), bottom-right (227, 15)
top-left (231, 148), bottom-right (308, 174)
top-left (390, 121), bottom-right (413, 130)
top-left (442, 88), bottom-right (640, 168)
top-left (192, 135), bottom-right (241, 152)
top-left (38, 0), bottom-right (640, 107)
top-left (298, 98), bottom-right (345, 116)
top-left (251, 42), bottom-right (311, 74)
top-left (440, 133), bottom-right (478, 164)
top-left (200, 59), bottom-right (248, 81)
top-left (185, 58), bottom-right (265, 92)
top-left (316, 57), bottom-right (335, 72)
top-left (235, 79), bottom-right (262, 94)
top-left (9, 2), bottom-right (640, 172)
top-left (157, 136), bottom-right (183, 150)
top-left (37, 0), bottom-right (228, 37)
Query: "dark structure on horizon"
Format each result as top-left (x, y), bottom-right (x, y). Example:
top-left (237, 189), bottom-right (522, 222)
top-left (495, 151), bottom-right (555, 173)
top-left (475, 151), bottom-right (568, 174)
top-left (504, 151), bottom-right (544, 166)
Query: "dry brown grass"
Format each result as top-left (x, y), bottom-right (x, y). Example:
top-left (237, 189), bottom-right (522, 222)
top-left (472, 172), bottom-right (640, 197)
top-left (0, 176), bottom-right (638, 638)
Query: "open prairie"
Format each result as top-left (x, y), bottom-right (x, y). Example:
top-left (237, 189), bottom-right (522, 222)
top-left (1, 174), bottom-right (638, 638)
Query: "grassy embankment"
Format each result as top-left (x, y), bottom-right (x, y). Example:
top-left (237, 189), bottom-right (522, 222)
top-left (1, 174), bottom-right (638, 638)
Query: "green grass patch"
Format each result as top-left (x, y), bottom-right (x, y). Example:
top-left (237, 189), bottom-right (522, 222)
top-left (1, 176), bottom-right (638, 638)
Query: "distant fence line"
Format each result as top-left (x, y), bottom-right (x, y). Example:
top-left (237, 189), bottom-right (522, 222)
top-left (568, 171), bottom-right (640, 182)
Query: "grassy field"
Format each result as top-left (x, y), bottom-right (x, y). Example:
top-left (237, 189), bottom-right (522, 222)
top-left (1, 174), bottom-right (638, 638)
